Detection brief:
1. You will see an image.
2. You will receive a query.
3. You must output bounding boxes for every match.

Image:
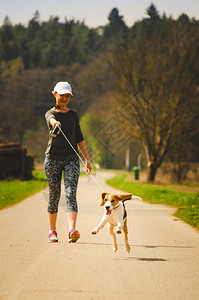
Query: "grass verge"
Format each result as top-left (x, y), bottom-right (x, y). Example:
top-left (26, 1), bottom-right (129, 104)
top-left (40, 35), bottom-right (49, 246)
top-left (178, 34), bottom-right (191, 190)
top-left (106, 174), bottom-right (199, 230)
top-left (0, 171), bottom-right (47, 210)
top-left (0, 170), bottom-right (85, 210)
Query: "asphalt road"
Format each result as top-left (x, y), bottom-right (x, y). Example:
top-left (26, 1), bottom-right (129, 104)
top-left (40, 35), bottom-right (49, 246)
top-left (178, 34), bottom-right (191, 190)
top-left (0, 171), bottom-right (199, 300)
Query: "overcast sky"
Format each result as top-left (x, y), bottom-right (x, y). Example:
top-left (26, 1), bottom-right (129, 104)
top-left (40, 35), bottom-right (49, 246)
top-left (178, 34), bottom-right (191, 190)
top-left (0, 0), bottom-right (199, 28)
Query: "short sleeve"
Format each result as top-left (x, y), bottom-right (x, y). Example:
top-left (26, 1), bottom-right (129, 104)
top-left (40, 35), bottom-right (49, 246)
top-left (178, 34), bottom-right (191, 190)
top-left (45, 109), bottom-right (56, 129)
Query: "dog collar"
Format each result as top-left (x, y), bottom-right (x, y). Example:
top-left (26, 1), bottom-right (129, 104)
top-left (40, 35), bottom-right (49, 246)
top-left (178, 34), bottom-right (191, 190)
top-left (113, 204), bottom-right (120, 210)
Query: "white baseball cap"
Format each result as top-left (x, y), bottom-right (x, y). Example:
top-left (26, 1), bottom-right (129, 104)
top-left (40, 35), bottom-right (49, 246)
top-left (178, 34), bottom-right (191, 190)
top-left (52, 81), bottom-right (73, 95)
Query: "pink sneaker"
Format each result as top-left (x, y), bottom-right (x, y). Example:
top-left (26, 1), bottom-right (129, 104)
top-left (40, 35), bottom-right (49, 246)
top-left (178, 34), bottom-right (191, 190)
top-left (68, 229), bottom-right (80, 243)
top-left (48, 231), bottom-right (58, 243)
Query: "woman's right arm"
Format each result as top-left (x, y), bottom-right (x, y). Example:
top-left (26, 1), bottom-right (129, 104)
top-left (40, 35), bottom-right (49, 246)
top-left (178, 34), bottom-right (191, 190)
top-left (45, 110), bottom-right (60, 129)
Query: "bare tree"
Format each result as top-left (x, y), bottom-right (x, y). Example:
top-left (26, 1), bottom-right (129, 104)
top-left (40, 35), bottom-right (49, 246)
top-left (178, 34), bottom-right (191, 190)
top-left (111, 17), bottom-right (199, 181)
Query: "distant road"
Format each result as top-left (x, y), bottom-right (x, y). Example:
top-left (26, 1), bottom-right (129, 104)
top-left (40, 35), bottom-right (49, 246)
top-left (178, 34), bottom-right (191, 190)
top-left (0, 171), bottom-right (199, 299)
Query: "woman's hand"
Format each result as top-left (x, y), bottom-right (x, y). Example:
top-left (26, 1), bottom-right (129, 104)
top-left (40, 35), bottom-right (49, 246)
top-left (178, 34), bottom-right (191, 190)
top-left (85, 162), bottom-right (91, 175)
top-left (50, 118), bottom-right (61, 129)
top-left (77, 141), bottom-right (91, 175)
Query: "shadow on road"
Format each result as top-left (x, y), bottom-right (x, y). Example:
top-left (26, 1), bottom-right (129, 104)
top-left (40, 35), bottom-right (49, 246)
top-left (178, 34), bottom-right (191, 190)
top-left (115, 257), bottom-right (167, 262)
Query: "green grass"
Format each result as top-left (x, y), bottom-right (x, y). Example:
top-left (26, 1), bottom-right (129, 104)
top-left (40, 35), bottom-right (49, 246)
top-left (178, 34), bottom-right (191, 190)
top-left (0, 170), bottom-right (85, 210)
top-left (106, 174), bottom-right (199, 230)
top-left (0, 171), bottom-right (48, 210)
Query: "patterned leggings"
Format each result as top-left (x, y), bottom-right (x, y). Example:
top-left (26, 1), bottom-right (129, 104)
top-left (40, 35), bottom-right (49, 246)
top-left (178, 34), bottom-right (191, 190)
top-left (44, 157), bottom-right (80, 214)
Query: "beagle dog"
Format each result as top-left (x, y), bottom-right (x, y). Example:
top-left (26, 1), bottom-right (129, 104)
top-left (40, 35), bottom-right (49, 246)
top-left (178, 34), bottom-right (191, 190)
top-left (91, 192), bottom-right (142, 253)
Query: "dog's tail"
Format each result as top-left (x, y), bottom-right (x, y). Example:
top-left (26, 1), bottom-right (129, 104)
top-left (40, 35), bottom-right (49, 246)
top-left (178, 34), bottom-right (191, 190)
top-left (131, 195), bottom-right (143, 202)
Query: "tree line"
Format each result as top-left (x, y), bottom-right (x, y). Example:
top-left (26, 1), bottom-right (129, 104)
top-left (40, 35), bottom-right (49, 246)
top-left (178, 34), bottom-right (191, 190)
top-left (0, 4), bottom-right (198, 182)
top-left (0, 8), bottom-right (128, 71)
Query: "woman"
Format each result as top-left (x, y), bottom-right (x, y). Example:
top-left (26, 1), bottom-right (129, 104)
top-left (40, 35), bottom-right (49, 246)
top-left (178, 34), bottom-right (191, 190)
top-left (44, 81), bottom-right (91, 243)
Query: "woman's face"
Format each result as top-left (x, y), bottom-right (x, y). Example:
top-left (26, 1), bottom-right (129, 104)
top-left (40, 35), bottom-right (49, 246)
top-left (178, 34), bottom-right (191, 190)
top-left (54, 92), bottom-right (71, 107)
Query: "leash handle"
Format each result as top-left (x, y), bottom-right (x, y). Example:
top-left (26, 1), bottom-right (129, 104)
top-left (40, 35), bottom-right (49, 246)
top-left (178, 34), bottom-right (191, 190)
top-left (50, 123), bottom-right (60, 137)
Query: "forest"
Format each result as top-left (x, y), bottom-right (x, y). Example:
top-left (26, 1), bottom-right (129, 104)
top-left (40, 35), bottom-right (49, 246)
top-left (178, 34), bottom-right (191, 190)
top-left (0, 4), bottom-right (198, 182)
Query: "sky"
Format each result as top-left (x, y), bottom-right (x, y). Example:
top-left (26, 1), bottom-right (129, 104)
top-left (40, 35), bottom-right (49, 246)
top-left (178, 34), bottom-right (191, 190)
top-left (0, 0), bottom-right (199, 28)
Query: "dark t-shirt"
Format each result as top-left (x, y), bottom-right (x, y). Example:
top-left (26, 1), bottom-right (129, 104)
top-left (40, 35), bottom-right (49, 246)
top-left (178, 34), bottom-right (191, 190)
top-left (45, 109), bottom-right (84, 161)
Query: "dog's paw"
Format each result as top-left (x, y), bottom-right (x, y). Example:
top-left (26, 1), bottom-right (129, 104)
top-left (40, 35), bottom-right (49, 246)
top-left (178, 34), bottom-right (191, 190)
top-left (113, 246), bottom-right (118, 252)
top-left (91, 230), bottom-right (97, 235)
top-left (126, 244), bottom-right (131, 253)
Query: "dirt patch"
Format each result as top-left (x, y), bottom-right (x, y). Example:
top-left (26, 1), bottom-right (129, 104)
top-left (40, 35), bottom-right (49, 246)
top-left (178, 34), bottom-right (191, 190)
top-left (164, 185), bottom-right (199, 193)
top-left (128, 170), bottom-right (199, 193)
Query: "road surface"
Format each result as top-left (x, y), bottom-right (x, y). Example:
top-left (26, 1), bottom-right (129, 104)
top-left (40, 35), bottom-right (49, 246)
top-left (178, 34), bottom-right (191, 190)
top-left (0, 171), bottom-right (199, 300)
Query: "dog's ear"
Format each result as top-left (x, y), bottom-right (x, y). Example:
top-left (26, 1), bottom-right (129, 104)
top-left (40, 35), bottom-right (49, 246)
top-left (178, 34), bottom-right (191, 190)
top-left (100, 192), bottom-right (107, 206)
top-left (116, 193), bottom-right (132, 202)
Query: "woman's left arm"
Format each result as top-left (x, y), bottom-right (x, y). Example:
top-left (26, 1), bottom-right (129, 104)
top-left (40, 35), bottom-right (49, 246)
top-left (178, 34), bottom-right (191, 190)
top-left (78, 140), bottom-right (91, 174)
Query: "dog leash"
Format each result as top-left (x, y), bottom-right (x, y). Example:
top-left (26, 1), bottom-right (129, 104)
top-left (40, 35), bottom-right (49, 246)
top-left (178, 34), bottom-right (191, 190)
top-left (51, 123), bottom-right (104, 192)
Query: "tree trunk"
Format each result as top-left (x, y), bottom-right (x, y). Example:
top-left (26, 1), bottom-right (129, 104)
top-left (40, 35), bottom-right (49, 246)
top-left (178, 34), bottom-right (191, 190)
top-left (125, 144), bottom-right (130, 171)
top-left (148, 164), bottom-right (158, 182)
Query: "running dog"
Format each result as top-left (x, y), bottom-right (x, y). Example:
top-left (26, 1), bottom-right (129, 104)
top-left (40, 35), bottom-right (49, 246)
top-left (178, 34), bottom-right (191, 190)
top-left (91, 192), bottom-right (142, 253)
